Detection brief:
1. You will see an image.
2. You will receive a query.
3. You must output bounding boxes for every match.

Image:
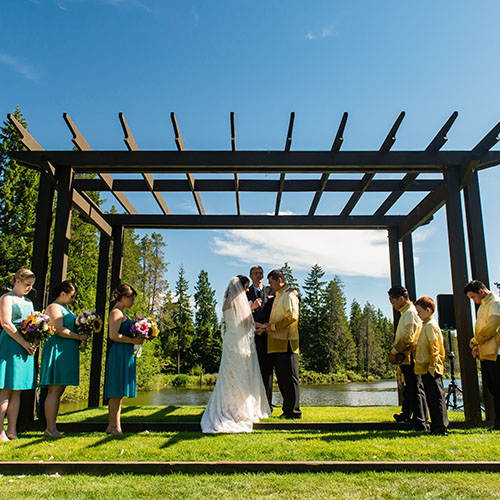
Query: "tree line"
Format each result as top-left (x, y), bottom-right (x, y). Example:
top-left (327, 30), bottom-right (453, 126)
top-left (0, 108), bottom-right (397, 400)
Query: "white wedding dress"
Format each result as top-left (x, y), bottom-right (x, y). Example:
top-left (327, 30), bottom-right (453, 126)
top-left (201, 279), bottom-right (271, 433)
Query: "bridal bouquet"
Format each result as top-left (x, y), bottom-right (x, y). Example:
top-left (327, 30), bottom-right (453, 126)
top-left (75, 311), bottom-right (103, 337)
top-left (130, 317), bottom-right (159, 340)
top-left (19, 312), bottom-right (55, 344)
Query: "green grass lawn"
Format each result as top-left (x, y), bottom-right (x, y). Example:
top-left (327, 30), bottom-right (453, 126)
top-left (0, 472), bottom-right (500, 499)
top-left (0, 430), bottom-right (496, 462)
top-left (56, 405), bottom-right (466, 423)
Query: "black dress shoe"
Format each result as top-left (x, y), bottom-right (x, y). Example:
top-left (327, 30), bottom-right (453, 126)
top-left (393, 413), bottom-right (411, 423)
top-left (431, 430), bottom-right (448, 436)
top-left (279, 413), bottom-right (291, 419)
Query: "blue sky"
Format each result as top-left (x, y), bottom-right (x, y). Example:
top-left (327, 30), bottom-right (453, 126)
top-left (1, 0), bottom-right (500, 317)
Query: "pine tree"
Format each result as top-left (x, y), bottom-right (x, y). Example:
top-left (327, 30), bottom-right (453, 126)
top-left (192, 269), bottom-right (222, 373)
top-left (349, 299), bottom-right (364, 372)
top-left (358, 303), bottom-right (385, 377)
top-left (299, 264), bottom-right (330, 372)
top-left (280, 262), bottom-right (300, 292)
top-left (326, 277), bottom-right (357, 371)
top-left (172, 265), bottom-right (195, 373)
top-left (0, 107), bottom-right (39, 283)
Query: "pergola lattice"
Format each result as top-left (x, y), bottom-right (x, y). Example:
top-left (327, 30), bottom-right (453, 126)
top-left (8, 110), bottom-right (500, 425)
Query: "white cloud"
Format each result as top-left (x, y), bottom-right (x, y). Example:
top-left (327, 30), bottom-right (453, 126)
top-left (305, 23), bottom-right (336, 40)
top-left (0, 54), bottom-right (39, 80)
top-left (210, 228), bottom-right (422, 279)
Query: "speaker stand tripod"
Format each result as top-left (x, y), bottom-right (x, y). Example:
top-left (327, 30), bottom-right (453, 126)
top-left (444, 328), bottom-right (463, 411)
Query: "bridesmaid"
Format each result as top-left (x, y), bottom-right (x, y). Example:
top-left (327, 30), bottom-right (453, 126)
top-left (103, 284), bottom-right (143, 435)
top-left (0, 269), bottom-right (37, 441)
top-left (39, 281), bottom-right (88, 437)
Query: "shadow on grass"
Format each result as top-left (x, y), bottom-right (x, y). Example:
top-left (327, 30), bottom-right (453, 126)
top-left (59, 405), bottom-right (204, 423)
top-left (84, 432), bottom-right (138, 448)
top-left (159, 431), bottom-right (205, 449)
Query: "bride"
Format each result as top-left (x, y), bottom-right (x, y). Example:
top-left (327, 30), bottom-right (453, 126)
top-left (200, 275), bottom-right (271, 433)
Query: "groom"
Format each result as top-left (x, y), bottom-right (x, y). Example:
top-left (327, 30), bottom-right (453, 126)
top-left (256, 269), bottom-right (301, 419)
top-left (246, 265), bottom-right (274, 408)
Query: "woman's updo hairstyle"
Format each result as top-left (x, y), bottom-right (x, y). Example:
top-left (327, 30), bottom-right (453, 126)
top-left (10, 268), bottom-right (35, 285)
top-left (110, 284), bottom-right (137, 304)
top-left (237, 275), bottom-right (250, 289)
top-left (51, 280), bottom-right (76, 299)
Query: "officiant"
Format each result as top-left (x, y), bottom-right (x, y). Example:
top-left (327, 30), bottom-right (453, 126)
top-left (246, 265), bottom-right (274, 407)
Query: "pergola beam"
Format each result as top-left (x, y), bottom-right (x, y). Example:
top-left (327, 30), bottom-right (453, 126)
top-left (275, 112), bottom-right (295, 215)
top-left (398, 181), bottom-right (447, 241)
top-left (73, 178), bottom-right (442, 193)
top-left (72, 190), bottom-right (113, 237)
top-left (103, 214), bottom-right (405, 229)
top-left (170, 112), bottom-right (205, 215)
top-left (11, 150), bottom-right (485, 172)
top-left (119, 113), bottom-right (171, 215)
top-left (63, 113), bottom-right (137, 215)
top-left (341, 112), bottom-right (405, 216)
top-left (309, 112), bottom-right (348, 216)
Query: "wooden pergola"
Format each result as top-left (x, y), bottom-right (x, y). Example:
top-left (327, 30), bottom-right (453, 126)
top-left (8, 110), bottom-right (500, 425)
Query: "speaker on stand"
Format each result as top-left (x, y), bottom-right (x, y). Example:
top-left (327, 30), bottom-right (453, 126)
top-left (437, 294), bottom-right (463, 411)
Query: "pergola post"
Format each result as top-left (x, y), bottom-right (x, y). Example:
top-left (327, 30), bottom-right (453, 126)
top-left (402, 234), bottom-right (417, 302)
top-left (444, 167), bottom-right (482, 424)
top-left (49, 166), bottom-right (74, 292)
top-left (88, 233), bottom-right (111, 408)
top-left (110, 226), bottom-right (124, 293)
top-left (388, 227), bottom-right (402, 326)
top-left (18, 172), bottom-right (55, 431)
top-left (463, 170), bottom-right (494, 422)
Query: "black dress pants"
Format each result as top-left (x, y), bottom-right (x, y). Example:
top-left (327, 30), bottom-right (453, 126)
top-left (400, 361), bottom-right (428, 430)
top-left (421, 372), bottom-right (449, 434)
top-left (481, 358), bottom-right (500, 428)
top-left (271, 341), bottom-right (301, 418)
top-left (255, 332), bottom-right (274, 407)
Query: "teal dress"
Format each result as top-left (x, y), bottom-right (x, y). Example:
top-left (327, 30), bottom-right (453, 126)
top-left (0, 293), bottom-right (35, 390)
top-left (39, 304), bottom-right (80, 387)
top-left (103, 317), bottom-right (136, 399)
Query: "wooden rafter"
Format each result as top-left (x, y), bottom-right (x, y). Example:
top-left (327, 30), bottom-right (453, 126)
top-left (275, 112), bottom-right (295, 216)
top-left (341, 112), bottom-right (405, 217)
top-left (374, 112), bottom-right (459, 216)
top-left (230, 112), bottom-right (241, 215)
top-left (308, 112), bottom-right (348, 216)
top-left (63, 113), bottom-right (137, 215)
top-left (119, 113), bottom-right (171, 215)
top-left (170, 113), bottom-right (205, 215)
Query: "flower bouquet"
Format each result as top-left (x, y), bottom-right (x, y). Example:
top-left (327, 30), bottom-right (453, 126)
top-left (75, 311), bottom-right (103, 337)
top-left (130, 317), bottom-right (158, 358)
top-left (19, 312), bottom-right (55, 344)
top-left (130, 317), bottom-right (159, 340)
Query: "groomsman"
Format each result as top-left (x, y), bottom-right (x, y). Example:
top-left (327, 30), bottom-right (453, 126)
top-left (388, 285), bottom-right (428, 431)
top-left (465, 280), bottom-right (500, 430)
top-left (246, 265), bottom-right (274, 407)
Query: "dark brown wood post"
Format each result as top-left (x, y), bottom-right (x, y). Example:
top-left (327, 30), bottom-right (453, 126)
top-left (87, 233), bottom-right (111, 407)
top-left (18, 172), bottom-right (55, 431)
top-left (444, 167), bottom-right (482, 424)
top-left (110, 226), bottom-right (124, 294)
top-left (463, 170), bottom-right (493, 422)
top-left (388, 226), bottom-right (402, 326)
top-left (49, 166), bottom-right (73, 293)
top-left (402, 234), bottom-right (417, 302)
top-left (103, 226), bottom-right (124, 398)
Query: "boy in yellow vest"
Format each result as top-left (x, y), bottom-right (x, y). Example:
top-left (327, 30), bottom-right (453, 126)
top-left (414, 296), bottom-right (448, 436)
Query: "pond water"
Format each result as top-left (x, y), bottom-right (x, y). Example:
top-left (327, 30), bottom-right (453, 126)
top-left (60, 379), bottom-right (461, 413)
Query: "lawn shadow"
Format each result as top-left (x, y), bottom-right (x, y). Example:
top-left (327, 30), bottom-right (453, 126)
top-left (159, 431), bottom-right (205, 449)
top-left (84, 432), bottom-right (138, 448)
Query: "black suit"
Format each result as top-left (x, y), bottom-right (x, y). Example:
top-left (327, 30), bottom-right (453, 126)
top-left (247, 285), bottom-right (274, 406)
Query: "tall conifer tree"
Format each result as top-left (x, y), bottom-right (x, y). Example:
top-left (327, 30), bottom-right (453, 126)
top-left (0, 107), bottom-right (39, 283)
